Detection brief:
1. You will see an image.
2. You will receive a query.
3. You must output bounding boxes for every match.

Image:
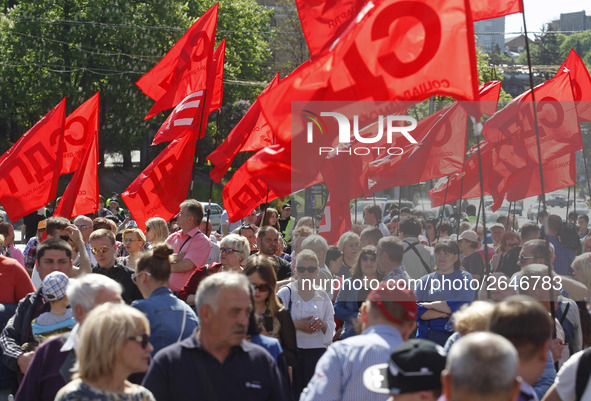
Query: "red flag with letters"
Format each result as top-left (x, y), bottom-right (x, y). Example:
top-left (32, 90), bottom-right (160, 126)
top-left (555, 49), bottom-right (591, 121)
top-left (0, 99), bottom-right (66, 222)
top-left (121, 132), bottom-right (197, 230)
top-left (259, 0), bottom-right (480, 146)
top-left (138, 4), bottom-right (218, 119)
top-left (151, 90), bottom-right (205, 145)
top-left (295, 0), bottom-right (368, 58)
top-left (54, 124), bottom-right (99, 219)
top-left (318, 195), bottom-right (352, 246)
top-left (206, 72), bottom-right (280, 182)
top-left (61, 92), bottom-right (99, 175)
top-left (471, 0), bottom-right (522, 21)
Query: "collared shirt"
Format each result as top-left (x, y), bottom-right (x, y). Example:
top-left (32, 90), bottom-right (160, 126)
top-left (301, 325), bottom-right (403, 401)
top-left (142, 332), bottom-right (291, 401)
top-left (166, 226), bottom-right (211, 292)
top-left (518, 380), bottom-right (538, 401)
top-left (381, 265), bottom-right (411, 282)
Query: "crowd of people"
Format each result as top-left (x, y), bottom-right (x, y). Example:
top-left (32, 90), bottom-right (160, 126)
top-left (1, 196), bottom-right (591, 400)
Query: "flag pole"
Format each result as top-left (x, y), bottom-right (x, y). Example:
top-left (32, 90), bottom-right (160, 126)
top-left (566, 186), bottom-right (571, 221)
top-left (189, 89), bottom-right (209, 200)
top-left (436, 176), bottom-right (450, 241)
top-left (583, 149), bottom-right (591, 201)
top-left (457, 175), bottom-right (465, 237)
top-left (205, 109), bottom-right (222, 231)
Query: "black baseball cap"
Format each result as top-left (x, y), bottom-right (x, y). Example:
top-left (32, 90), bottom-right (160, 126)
top-left (363, 339), bottom-right (446, 395)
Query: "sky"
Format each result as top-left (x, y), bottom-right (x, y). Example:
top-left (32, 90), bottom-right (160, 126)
top-left (505, 0), bottom-right (590, 36)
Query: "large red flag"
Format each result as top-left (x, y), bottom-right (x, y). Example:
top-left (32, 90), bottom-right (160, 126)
top-left (206, 72), bottom-right (280, 182)
top-left (471, 0), bottom-right (522, 21)
top-left (555, 49), bottom-right (591, 121)
top-left (54, 123), bottom-right (99, 219)
top-left (61, 92), bottom-right (99, 174)
top-left (295, 0), bottom-right (368, 58)
top-left (208, 38), bottom-right (226, 113)
top-left (121, 132), bottom-right (197, 230)
top-left (0, 99), bottom-right (66, 222)
top-left (318, 195), bottom-right (352, 246)
top-left (259, 0), bottom-right (480, 146)
top-left (138, 4), bottom-right (218, 118)
top-left (151, 90), bottom-right (205, 145)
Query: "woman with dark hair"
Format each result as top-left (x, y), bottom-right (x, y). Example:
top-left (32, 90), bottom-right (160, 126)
top-left (261, 208), bottom-right (281, 231)
top-left (244, 255), bottom-right (297, 369)
top-left (425, 218), bottom-right (439, 246)
top-left (131, 244), bottom-right (199, 355)
top-left (415, 240), bottom-right (475, 346)
top-left (334, 246), bottom-right (383, 339)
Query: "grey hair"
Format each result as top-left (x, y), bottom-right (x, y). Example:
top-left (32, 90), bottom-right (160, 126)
top-left (446, 332), bottom-right (518, 397)
top-left (337, 231), bottom-right (360, 252)
top-left (296, 249), bottom-right (319, 267)
top-left (301, 235), bottom-right (328, 266)
top-left (74, 215), bottom-right (93, 225)
top-left (66, 274), bottom-right (122, 312)
top-left (220, 234), bottom-right (251, 265)
top-left (195, 272), bottom-right (251, 316)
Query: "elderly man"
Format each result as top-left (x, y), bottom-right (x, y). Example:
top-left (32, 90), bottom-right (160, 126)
top-left (301, 281), bottom-right (417, 401)
top-left (142, 272), bottom-right (290, 401)
top-left (90, 229), bottom-right (141, 304)
top-left (72, 215), bottom-right (96, 265)
top-left (15, 274), bottom-right (122, 401)
top-left (166, 199), bottom-right (211, 293)
top-left (0, 238), bottom-right (86, 380)
top-left (442, 332), bottom-right (520, 401)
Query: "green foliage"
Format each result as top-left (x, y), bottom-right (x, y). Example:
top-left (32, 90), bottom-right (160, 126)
top-left (560, 32), bottom-right (591, 68)
top-left (515, 24), bottom-right (566, 66)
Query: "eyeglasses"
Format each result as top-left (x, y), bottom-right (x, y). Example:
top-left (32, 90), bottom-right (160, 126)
top-left (519, 255), bottom-right (536, 264)
top-left (75, 224), bottom-right (89, 231)
top-left (252, 284), bottom-right (271, 292)
top-left (128, 333), bottom-right (149, 349)
top-left (361, 255), bottom-right (377, 262)
top-left (297, 265), bottom-right (318, 273)
top-left (91, 246), bottom-right (111, 255)
top-left (221, 248), bottom-right (239, 255)
top-left (132, 270), bottom-right (152, 283)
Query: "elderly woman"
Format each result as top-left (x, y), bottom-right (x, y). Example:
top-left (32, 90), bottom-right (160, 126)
top-left (244, 255), bottom-right (297, 369)
top-left (145, 217), bottom-right (169, 245)
top-left (118, 229), bottom-right (147, 270)
top-left (131, 243), bottom-right (200, 355)
top-left (415, 240), bottom-right (475, 346)
top-left (278, 250), bottom-right (335, 397)
top-left (55, 303), bottom-right (155, 400)
top-left (492, 231), bottom-right (521, 273)
top-left (443, 300), bottom-right (495, 351)
top-left (177, 234), bottom-right (250, 305)
top-left (336, 231), bottom-right (361, 279)
top-left (334, 245), bottom-right (383, 339)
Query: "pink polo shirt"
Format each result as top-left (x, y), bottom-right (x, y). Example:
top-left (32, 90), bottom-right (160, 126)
top-left (166, 226), bottom-right (211, 293)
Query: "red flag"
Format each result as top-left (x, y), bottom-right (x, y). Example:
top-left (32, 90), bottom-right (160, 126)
top-left (54, 121), bottom-right (99, 219)
top-left (295, 0), bottom-right (368, 58)
top-left (151, 90), bottom-right (205, 145)
top-left (206, 72), bottom-right (280, 182)
top-left (260, 0), bottom-right (480, 146)
top-left (121, 132), bottom-right (197, 230)
top-left (555, 49), bottom-right (591, 121)
top-left (61, 93), bottom-right (100, 174)
top-left (318, 195), bottom-right (352, 246)
top-left (483, 73), bottom-right (582, 173)
top-left (138, 4), bottom-right (218, 118)
top-left (471, 0), bottom-right (523, 21)
top-left (208, 38), bottom-right (226, 113)
top-left (0, 99), bottom-right (66, 222)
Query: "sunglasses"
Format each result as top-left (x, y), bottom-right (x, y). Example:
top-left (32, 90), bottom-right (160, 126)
top-left (128, 333), bottom-right (150, 349)
top-left (221, 248), bottom-right (239, 255)
top-left (519, 255), bottom-right (536, 264)
top-left (361, 255), bottom-right (377, 262)
top-left (132, 270), bottom-right (152, 283)
top-left (91, 246), bottom-right (111, 255)
top-left (297, 266), bottom-right (318, 273)
top-left (252, 284), bottom-right (271, 292)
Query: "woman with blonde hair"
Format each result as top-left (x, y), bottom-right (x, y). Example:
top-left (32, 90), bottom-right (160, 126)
top-left (118, 229), bottom-right (147, 270)
top-left (145, 217), bottom-right (169, 245)
top-left (55, 303), bottom-right (155, 400)
top-left (336, 231), bottom-right (361, 279)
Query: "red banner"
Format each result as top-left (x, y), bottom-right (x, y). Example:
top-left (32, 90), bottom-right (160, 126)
top-left (555, 49), bottom-right (591, 121)
top-left (471, 0), bottom-right (523, 21)
top-left (61, 92), bottom-right (100, 174)
top-left (0, 99), bottom-right (66, 222)
top-left (208, 38), bottom-right (226, 113)
top-left (152, 91), bottom-right (205, 145)
top-left (318, 195), bottom-right (352, 246)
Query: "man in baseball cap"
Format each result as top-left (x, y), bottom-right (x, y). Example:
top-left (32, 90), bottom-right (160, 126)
top-left (458, 230), bottom-right (484, 280)
top-left (363, 339), bottom-right (446, 401)
top-left (301, 281), bottom-right (417, 401)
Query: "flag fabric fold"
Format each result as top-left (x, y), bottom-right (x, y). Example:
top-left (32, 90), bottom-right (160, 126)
top-left (470, 0), bottom-right (523, 21)
top-left (555, 49), bottom-right (591, 121)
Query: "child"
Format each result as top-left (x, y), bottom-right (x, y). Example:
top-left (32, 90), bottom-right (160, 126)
top-left (30, 271), bottom-right (76, 344)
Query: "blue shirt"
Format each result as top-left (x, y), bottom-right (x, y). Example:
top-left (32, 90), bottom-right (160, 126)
top-left (131, 287), bottom-right (199, 355)
top-left (548, 235), bottom-right (575, 276)
top-left (300, 324), bottom-right (404, 401)
top-left (415, 269), bottom-right (475, 338)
